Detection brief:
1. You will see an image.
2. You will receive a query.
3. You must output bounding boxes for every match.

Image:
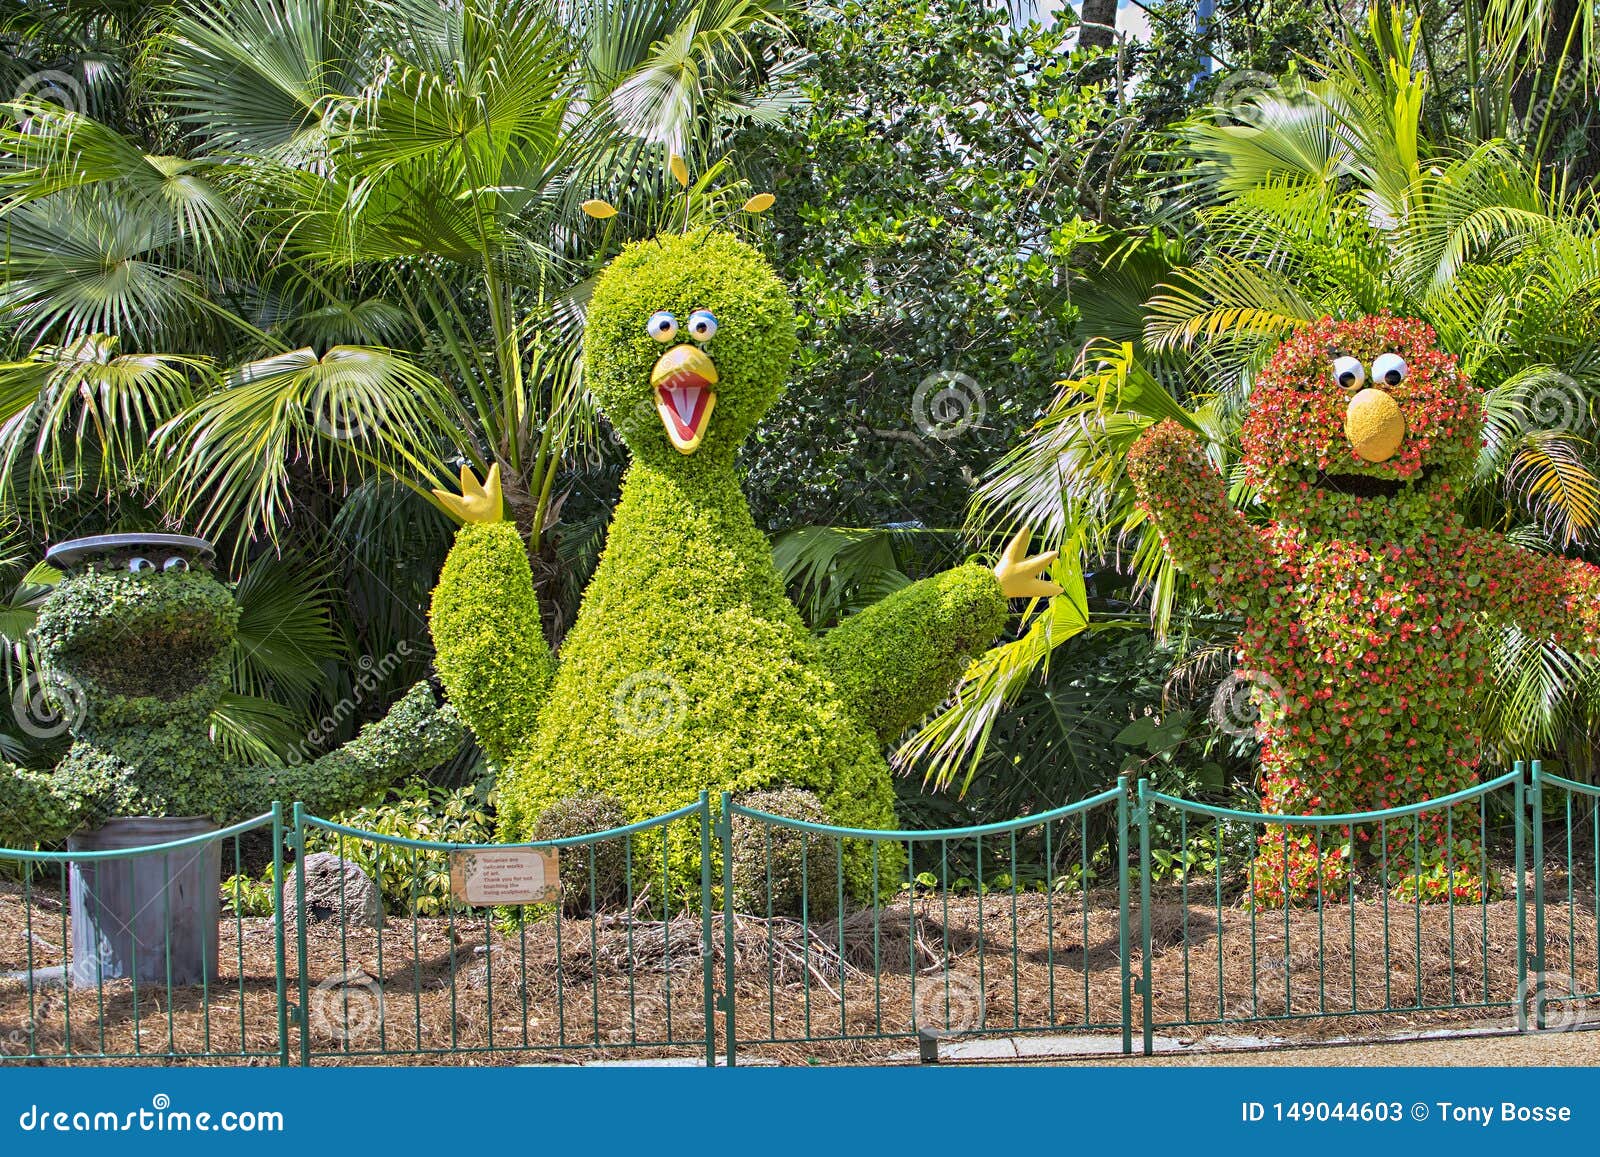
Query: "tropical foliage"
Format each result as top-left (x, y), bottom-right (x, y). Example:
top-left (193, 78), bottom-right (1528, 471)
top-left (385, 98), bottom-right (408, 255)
top-left (931, 4), bottom-right (1600, 794)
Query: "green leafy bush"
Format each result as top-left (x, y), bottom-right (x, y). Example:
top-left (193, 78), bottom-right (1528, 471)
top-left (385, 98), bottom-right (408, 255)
top-left (730, 789), bottom-right (839, 920)
top-left (2, 557), bottom-right (461, 849)
top-left (307, 778), bottom-right (495, 915)
top-left (532, 793), bottom-right (629, 914)
top-left (221, 864), bottom-right (278, 917)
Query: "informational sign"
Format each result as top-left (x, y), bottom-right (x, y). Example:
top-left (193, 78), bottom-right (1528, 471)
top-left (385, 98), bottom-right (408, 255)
top-left (448, 848), bottom-right (560, 906)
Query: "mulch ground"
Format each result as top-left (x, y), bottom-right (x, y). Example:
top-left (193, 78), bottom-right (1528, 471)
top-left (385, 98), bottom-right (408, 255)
top-left (2, 878), bottom-right (1595, 1066)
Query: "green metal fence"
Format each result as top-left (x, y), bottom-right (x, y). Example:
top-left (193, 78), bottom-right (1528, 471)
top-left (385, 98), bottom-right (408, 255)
top-left (291, 795), bottom-right (715, 1066)
top-left (1526, 763), bottom-right (1600, 1029)
top-left (0, 807), bottom-right (288, 1065)
top-left (1, 765), bottom-right (1595, 1066)
top-left (718, 786), bottom-right (1131, 1060)
top-left (1135, 768), bottom-right (1526, 1055)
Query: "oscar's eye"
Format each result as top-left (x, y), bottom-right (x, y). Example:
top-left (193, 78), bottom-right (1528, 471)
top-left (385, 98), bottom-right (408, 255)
top-left (686, 310), bottom-right (718, 341)
top-left (163, 556), bottom-right (189, 572)
top-left (1331, 356), bottom-right (1364, 390)
top-left (647, 311), bottom-right (678, 342)
top-left (1371, 352), bottom-right (1407, 386)
top-left (127, 557), bottom-right (153, 573)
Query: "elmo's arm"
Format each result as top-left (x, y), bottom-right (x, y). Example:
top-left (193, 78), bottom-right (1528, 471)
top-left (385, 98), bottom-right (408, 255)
top-left (1126, 420), bottom-right (1259, 604)
top-left (1469, 530), bottom-right (1600, 652)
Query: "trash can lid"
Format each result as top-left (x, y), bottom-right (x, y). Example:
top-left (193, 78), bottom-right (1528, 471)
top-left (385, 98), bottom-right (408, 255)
top-left (45, 533), bottom-right (216, 572)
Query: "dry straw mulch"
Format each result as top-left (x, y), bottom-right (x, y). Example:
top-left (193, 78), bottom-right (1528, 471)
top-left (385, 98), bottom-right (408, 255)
top-left (2, 878), bottom-right (1595, 1066)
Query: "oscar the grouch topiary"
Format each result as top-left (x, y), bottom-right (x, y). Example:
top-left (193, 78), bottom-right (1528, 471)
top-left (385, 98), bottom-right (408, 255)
top-left (1127, 315), bottom-right (1600, 905)
top-left (0, 534), bottom-right (462, 848)
top-left (429, 229), bottom-right (1060, 902)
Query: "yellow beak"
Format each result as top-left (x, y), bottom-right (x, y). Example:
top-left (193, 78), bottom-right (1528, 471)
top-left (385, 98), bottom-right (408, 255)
top-left (1346, 387), bottom-right (1406, 463)
top-left (650, 345), bottom-right (719, 454)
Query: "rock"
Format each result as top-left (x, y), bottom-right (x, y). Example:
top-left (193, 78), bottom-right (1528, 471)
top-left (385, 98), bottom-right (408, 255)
top-left (282, 853), bottom-right (383, 930)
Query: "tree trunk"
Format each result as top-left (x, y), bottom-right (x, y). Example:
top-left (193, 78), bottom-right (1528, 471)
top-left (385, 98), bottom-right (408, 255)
top-left (1079, 0), bottom-right (1118, 50)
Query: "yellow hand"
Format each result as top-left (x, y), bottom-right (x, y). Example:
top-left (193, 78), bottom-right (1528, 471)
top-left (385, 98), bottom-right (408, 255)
top-left (993, 528), bottom-right (1062, 599)
top-left (433, 463), bottom-right (504, 524)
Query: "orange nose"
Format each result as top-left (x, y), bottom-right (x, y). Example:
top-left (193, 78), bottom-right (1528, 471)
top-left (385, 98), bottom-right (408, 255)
top-left (1346, 388), bottom-right (1405, 462)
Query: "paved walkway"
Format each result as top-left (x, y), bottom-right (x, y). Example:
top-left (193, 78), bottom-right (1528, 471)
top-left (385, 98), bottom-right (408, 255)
top-left (1053, 1030), bottom-right (1600, 1067)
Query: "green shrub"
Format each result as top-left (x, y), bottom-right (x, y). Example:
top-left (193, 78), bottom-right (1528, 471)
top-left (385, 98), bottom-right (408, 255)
top-left (3, 556), bottom-right (461, 849)
top-left (306, 777), bottom-right (495, 915)
top-left (221, 863), bottom-right (279, 917)
top-left (532, 793), bottom-right (629, 914)
top-left (730, 788), bottom-right (840, 920)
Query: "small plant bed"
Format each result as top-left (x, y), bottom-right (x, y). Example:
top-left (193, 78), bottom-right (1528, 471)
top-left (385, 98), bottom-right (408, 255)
top-left (4, 878), bottom-right (1595, 1066)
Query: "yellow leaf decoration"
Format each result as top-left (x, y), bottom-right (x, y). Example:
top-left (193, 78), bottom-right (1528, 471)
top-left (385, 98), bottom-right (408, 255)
top-left (669, 154), bottom-right (689, 187)
top-left (581, 199), bottom-right (618, 219)
top-left (741, 192), bottom-right (776, 214)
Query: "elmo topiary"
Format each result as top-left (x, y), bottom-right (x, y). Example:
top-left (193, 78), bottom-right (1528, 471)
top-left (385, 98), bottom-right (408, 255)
top-left (428, 230), bottom-right (1059, 903)
top-left (1127, 316), bottom-right (1600, 905)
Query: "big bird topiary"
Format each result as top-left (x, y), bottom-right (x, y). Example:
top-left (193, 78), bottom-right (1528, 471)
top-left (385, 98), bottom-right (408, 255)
top-left (428, 222), bottom-right (1059, 898)
top-left (0, 534), bottom-right (462, 850)
top-left (1126, 315), bottom-right (1600, 905)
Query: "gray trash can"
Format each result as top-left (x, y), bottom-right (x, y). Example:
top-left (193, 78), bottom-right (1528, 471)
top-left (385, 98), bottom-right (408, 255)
top-left (68, 817), bottom-right (221, 989)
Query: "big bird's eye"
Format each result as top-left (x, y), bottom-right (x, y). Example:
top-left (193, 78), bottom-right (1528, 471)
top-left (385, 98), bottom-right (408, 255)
top-left (163, 556), bottom-right (189, 572)
top-left (1371, 352), bottom-right (1407, 386)
top-left (1331, 356), bottom-right (1365, 390)
top-left (686, 310), bottom-right (718, 341)
top-left (647, 311), bottom-right (678, 342)
top-left (127, 557), bottom-right (153, 573)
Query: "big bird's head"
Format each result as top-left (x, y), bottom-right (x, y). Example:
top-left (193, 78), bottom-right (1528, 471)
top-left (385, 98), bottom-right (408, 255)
top-left (583, 230), bottom-right (797, 468)
top-left (1240, 316), bottom-right (1483, 523)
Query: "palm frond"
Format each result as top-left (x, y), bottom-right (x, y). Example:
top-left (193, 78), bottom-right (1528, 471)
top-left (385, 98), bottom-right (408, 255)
top-left (155, 344), bottom-right (458, 543)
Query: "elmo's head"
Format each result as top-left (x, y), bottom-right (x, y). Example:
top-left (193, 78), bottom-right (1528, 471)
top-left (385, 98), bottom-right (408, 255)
top-left (1241, 316), bottom-right (1481, 518)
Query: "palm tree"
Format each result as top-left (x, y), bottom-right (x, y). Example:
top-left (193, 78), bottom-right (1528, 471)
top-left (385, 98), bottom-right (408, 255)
top-left (1, 1), bottom-right (792, 616)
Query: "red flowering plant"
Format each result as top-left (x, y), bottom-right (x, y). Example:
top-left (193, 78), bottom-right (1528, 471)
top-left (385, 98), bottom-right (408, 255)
top-left (1127, 316), bottom-right (1600, 905)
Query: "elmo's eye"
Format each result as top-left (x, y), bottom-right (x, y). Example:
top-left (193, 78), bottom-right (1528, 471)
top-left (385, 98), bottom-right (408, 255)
top-left (163, 556), bottom-right (189, 572)
top-left (128, 557), bottom-right (153, 573)
top-left (686, 310), bottom-right (718, 341)
top-left (1332, 356), bottom-right (1365, 390)
top-left (1371, 352), bottom-right (1407, 386)
top-left (647, 312), bottom-right (678, 342)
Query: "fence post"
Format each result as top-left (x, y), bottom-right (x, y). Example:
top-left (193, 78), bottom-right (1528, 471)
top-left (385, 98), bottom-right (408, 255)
top-left (698, 791), bottom-right (716, 1068)
top-left (1136, 778), bottom-right (1153, 1057)
top-left (1116, 775), bottom-right (1131, 1055)
top-left (1514, 761), bottom-right (1527, 1032)
top-left (292, 802), bottom-right (311, 1066)
top-left (1531, 759), bottom-right (1546, 1029)
top-left (719, 792), bottom-right (737, 1067)
top-left (272, 802), bottom-right (289, 1067)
